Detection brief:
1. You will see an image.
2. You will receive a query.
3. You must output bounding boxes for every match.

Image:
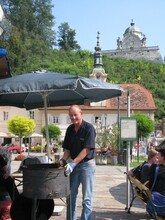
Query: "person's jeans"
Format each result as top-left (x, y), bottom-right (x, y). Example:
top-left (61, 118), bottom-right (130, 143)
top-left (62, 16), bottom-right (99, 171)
top-left (67, 159), bottom-right (95, 220)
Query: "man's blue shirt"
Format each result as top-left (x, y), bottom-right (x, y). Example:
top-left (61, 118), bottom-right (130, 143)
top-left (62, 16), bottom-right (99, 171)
top-left (62, 120), bottom-right (96, 160)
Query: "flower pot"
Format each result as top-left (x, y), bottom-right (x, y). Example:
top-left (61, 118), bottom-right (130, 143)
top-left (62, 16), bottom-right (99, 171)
top-left (110, 155), bottom-right (118, 165)
top-left (95, 154), bottom-right (107, 165)
top-left (107, 155), bottom-right (111, 164)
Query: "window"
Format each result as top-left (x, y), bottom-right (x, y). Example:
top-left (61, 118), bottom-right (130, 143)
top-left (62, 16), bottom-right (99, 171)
top-left (3, 112), bottom-right (9, 120)
top-left (53, 116), bottom-right (59, 124)
top-left (29, 111), bottom-right (34, 119)
top-left (95, 116), bottom-right (101, 124)
top-left (48, 115), bottom-right (60, 124)
top-left (96, 73), bottom-right (101, 79)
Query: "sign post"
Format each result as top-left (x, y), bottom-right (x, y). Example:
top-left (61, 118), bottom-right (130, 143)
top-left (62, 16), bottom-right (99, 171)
top-left (120, 117), bottom-right (137, 209)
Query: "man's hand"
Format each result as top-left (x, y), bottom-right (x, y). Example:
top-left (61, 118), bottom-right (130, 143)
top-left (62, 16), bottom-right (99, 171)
top-left (59, 158), bottom-right (67, 167)
top-left (64, 162), bottom-right (76, 176)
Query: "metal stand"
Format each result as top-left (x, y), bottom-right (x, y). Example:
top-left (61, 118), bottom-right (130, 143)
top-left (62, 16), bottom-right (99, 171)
top-left (31, 197), bottom-right (37, 220)
top-left (66, 192), bottom-right (72, 220)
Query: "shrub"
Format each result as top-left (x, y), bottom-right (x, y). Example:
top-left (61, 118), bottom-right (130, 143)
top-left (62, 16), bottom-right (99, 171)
top-left (30, 145), bottom-right (44, 152)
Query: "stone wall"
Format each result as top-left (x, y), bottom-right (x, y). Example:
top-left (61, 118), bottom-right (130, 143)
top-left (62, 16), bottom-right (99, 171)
top-left (102, 46), bottom-right (163, 64)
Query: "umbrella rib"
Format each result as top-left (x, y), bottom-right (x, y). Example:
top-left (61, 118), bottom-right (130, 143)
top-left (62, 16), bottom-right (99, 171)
top-left (23, 91), bottom-right (52, 106)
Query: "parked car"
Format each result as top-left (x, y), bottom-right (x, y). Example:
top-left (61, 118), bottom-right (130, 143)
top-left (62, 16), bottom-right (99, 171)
top-left (8, 145), bottom-right (26, 154)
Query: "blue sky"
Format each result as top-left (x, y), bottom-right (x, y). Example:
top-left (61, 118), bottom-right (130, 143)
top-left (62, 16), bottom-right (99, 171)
top-left (52, 0), bottom-right (165, 58)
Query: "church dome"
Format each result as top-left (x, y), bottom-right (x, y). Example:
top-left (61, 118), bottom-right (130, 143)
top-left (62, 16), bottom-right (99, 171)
top-left (124, 20), bottom-right (142, 39)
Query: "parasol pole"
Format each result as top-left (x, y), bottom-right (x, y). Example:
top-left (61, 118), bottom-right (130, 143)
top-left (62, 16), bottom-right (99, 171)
top-left (126, 86), bottom-right (131, 209)
top-left (43, 93), bottom-right (51, 161)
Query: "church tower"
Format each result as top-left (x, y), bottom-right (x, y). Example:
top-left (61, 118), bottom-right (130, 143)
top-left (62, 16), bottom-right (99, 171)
top-left (90, 32), bottom-right (107, 107)
top-left (89, 32), bottom-right (107, 82)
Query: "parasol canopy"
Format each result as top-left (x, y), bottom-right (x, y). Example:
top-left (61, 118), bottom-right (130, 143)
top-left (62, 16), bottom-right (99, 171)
top-left (0, 70), bottom-right (123, 158)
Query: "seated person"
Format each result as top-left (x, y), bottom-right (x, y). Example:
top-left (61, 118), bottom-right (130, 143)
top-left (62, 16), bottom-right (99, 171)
top-left (128, 149), bottom-right (158, 203)
top-left (128, 149), bottom-right (158, 184)
top-left (0, 154), bottom-right (19, 201)
top-left (148, 148), bottom-right (165, 195)
top-left (147, 148), bottom-right (165, 217)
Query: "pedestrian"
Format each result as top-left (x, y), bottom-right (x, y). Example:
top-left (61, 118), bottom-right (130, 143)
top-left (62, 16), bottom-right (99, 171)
top-left (59, 105), bottom-right (96, 220)
top-left (0, 154), bottom-right (19, 201)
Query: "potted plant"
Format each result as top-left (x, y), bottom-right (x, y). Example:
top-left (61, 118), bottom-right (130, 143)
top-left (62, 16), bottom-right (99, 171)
top-left (95, 122), bottom-right (110, 165)
top-left (109, 123), bottom-right (119, 165)
top-left (95, 120), bottom-right (120, 165)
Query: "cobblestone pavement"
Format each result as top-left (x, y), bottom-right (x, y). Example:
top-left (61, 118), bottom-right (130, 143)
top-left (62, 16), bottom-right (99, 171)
top-left (50, 165), bottom-right (153, 220)
top-left (10, 153), bottom-right (154, 220)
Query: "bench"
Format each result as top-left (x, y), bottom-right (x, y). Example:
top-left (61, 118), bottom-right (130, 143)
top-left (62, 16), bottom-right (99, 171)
top-left (125, 172), bottom-right (165, 220)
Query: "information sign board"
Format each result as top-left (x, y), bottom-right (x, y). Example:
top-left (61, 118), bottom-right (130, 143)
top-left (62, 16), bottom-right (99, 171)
top-left (120, 117), bottom-right (137, 141)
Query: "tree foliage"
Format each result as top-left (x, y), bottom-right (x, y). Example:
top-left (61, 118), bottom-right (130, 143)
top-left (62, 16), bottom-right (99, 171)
top-left (57, 22), bottom-right (80, 51)
top-left (41, 124), bottom-right (61, 142)
top-left (7, 116), bottom-right (36, 146)
top-left (131, 112), bottom-right (154, 162)
top-left (131, 113), bottom-right (154, 138)
top-left (0, 0), bottom-right (55, 74)
top-left (48, 49), bottom-right (93, 76)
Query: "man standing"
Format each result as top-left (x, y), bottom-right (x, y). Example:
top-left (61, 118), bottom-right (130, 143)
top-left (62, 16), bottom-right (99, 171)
top-left (60, 105), bottom-right (96, 220)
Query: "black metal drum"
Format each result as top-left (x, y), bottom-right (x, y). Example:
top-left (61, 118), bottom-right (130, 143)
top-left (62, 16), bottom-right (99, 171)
top-left (23, 164), bottom-right (69, 199)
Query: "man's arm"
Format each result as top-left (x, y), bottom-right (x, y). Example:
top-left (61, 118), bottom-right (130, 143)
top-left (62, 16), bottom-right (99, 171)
top-left (72, 147), bottom-right (90, 165)
top-left (62, 149), bottom-right (70, 161)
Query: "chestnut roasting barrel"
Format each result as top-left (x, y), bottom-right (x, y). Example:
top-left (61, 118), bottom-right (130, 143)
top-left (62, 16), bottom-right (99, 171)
top-left (23, 164), bottom-right (70, 199)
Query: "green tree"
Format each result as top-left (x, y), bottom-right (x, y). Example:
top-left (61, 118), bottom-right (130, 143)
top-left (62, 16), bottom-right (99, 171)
top-left (49, 49), bottom-right (93, 75)
top-left (0, 0), bottom-right (55, 74)
top-left (41, 124), bottom-right (61, 143)
top-left (57, 22), bottom-right (80, 51)
top-left (131, 113), bottom-right (154, 138)
top-left (7, 116), bottom-right (35, 148)
top-left (2, 0), bottom-right (55, 46)
top-left (131, 113), bottom-right (154, 162)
